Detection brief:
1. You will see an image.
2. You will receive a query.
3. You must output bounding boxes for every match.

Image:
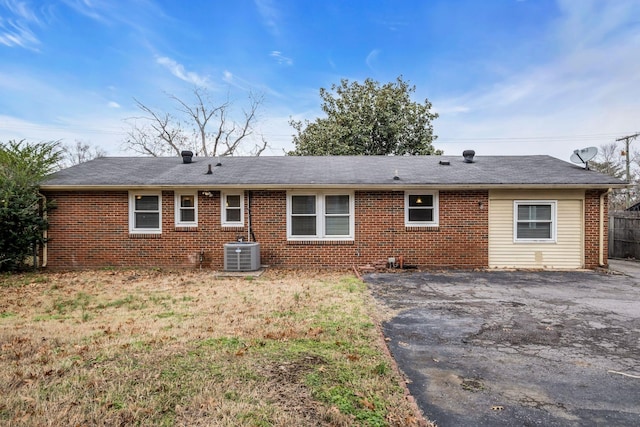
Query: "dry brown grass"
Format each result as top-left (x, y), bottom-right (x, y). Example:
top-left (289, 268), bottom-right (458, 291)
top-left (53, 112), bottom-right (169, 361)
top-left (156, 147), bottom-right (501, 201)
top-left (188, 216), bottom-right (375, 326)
top-left (0, 269), bottom-right (428, 426)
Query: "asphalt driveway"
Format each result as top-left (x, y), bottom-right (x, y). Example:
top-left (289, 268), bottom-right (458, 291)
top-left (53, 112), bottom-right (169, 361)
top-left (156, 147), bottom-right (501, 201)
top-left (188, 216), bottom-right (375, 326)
top-left (365, 265), bottom-right (640, 427)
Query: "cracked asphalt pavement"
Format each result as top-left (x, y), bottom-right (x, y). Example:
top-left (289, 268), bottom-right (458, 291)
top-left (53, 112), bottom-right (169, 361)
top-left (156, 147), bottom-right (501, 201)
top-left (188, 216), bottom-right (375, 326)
top-left (365, 264), bottom-right (640, 427)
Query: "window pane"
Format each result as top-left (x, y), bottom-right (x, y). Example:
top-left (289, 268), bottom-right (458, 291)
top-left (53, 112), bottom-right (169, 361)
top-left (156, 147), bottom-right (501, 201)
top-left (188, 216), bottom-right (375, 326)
top-left (135, 212), bottom-right (159, 228)
top-left (226, 208), bottom-right (241, 222)
top-left (409, 194), bottom-right (433, 207)
top-left (517, 222), bottom-right (551, 239)
top-left (518, 205), bottom-right (551, 221)
top-left (409, 208), bottom-right (433, 222)
top-left (325, 195), bottom-right (349, 214)
top-left (180, 209), bottom-right (195, 222)
top-left (326, 216), bottom-right (349, 235)
top-left (291, 216), bottom-right (316, 235)
top-left (135, 195), bottom-right (158, 211)
top-left (180, 195), bottom-right (194, 208)
top-left (226, 195), bottom-right (241, 208)
top-left (292, 196), bottom-right (316, 214)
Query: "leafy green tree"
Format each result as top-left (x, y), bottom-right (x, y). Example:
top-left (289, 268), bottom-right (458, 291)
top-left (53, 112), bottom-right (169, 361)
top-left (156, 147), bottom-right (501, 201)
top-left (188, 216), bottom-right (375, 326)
top-left (0, 140), bottom-right (62, 271)
top-left (288, 77), bottom-right (441, 156)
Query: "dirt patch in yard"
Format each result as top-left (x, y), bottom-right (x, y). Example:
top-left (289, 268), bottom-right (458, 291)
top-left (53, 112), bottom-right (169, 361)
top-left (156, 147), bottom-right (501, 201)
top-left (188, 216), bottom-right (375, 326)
top-left (0, 269), bottom-right (430, 427)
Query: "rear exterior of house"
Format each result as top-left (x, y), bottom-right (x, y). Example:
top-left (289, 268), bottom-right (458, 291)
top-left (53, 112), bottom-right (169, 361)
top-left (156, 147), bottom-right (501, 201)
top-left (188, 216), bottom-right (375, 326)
top-left (40, 154), bottom-right (623, 271)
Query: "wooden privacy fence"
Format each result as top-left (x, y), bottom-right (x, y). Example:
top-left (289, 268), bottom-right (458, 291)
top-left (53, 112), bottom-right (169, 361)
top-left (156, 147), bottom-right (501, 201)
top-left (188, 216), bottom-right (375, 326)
top-left (609, 211), bottom-right (640, 259)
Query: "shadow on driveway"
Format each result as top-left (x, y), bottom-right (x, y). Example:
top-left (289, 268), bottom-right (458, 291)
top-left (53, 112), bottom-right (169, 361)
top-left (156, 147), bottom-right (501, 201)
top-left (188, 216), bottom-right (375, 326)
top-left (365, 269), bottom-right (640, 427)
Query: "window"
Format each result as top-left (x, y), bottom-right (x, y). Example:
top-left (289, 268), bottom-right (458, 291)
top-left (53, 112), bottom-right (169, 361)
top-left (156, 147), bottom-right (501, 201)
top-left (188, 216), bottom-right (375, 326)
top-left (514, 201), bottom-right (556, 242)
top-left (129, 192), bottom-right (161, 233)
top-left (221, 192), bottom-right (244, 227)
top-left (287, 192), bottom-right (354, 240)
top-left (175, 193), bottom-right (197, 227)
top-left (405, 191), bottom-right (438, 226)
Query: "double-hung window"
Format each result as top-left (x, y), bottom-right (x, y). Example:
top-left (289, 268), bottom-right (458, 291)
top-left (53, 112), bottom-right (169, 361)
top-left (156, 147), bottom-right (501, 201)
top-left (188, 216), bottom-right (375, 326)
top-left (405, 191), bottom-right (438, 226)
top-left (221, 192), bottom-right (244, 227)
top-left (175, 193), bottom-right (197, 227)
top-left (514, 201), bottom-right (556, 242)
top-left (129, 192), bottom-right (162, 234)
top-left (287, 192), bottom-right (354, 240)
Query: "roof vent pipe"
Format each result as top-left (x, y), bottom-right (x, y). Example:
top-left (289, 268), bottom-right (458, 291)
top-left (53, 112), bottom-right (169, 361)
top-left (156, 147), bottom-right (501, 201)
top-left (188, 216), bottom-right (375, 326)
top-left (462, 150), bottom-right (475, 163)
top-left (181, 150), bottom-right (194, 164)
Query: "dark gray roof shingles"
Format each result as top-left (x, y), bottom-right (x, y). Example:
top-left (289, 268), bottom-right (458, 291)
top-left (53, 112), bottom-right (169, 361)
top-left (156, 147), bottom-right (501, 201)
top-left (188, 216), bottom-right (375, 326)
top-left (41, 155), bottom-right (626, 188)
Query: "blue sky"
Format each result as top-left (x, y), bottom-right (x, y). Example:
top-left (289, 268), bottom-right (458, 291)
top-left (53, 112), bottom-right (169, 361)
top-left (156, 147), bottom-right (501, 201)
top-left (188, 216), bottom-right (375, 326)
top-left (1, 0), bottom-right (639, 161)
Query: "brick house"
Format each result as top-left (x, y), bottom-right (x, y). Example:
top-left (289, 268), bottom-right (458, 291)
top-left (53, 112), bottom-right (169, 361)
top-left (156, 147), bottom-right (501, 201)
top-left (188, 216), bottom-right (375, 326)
top-left (39, 153), bottom-right (625, 270)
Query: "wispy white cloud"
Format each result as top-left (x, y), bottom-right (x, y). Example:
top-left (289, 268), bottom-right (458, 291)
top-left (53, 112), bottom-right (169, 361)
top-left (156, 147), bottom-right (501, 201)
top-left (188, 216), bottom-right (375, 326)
top-left (107, 101), bottom-right (120, 108)
top-left (222, 70), bottom-right (251, 91)
top-left (59, 0), bottom-right (110, 23)
top-left (3, 0), bottom-right (40, 22)
top-left (269, 50), bottom-right (292, 66)
top-left (0, 0), bottom-right (42, 49)
top-left (365, 49), bottom-right (380, 70)
top-left (254, 0), bottom-right (279, 36)
top-left (156, 56), bottom-right (210, 87)
top-left (0, 113), bottom-right (129, 154)
top-left (432, 0), bottom-right (640, 160)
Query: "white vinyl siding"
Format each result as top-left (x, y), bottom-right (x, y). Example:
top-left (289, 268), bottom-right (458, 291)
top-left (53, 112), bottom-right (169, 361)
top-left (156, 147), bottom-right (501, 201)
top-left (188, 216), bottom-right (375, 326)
top-left (489, 190), bottom-right (584, 269)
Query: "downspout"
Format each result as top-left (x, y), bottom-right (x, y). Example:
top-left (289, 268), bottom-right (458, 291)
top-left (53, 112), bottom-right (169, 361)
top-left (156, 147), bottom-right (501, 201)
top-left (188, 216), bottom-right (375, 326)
top-left (38, 192), bottom-right (48, 268)
top-left (598, 189), bottom-right (610, 267)
top-left (247, 191), bottom-right (255, 242)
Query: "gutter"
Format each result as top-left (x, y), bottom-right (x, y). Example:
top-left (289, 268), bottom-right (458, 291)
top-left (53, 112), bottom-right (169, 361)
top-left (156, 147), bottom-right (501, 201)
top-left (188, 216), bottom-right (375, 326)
top-left (38, 192), bottom-right (48, 268)
top-left (39, 183), bottom-right (629, 191)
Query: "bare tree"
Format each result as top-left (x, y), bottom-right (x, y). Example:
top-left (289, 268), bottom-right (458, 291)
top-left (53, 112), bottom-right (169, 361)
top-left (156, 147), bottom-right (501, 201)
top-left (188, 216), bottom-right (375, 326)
top-left (591, 142), bottom-right (624, 178)
top-left (591, 142), bottom-right (639, 210)
top-left (123, 87), bottom-right (268, 157)
top-left (64, 140), bottom-right (106, 166)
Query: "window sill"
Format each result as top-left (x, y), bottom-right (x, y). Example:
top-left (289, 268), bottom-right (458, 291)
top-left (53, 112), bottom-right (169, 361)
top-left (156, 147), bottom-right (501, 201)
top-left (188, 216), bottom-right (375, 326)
top-left (287, 240), bottom-right (354, 245)
top-left (405, 226), bottom-right (440, 232)
top-left (221, 225), bottom-right (245, 231)
top-left (129, 233), bottom-right (162, 239)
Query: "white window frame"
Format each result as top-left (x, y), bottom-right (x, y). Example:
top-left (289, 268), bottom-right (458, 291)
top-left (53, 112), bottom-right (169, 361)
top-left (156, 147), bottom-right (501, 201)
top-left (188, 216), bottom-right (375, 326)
top-left (513, 200), bottom-right (557, 243)
top-left (286, 191), bottom-right (355, 241)
top-left (404, 191), bottom-right (439, 227)
top-left (221, 192), bottom-right (244, 227)
top-left (174, 192), bottom-right (198, 227)
top-left (129, 191), bottom-right (162, 234)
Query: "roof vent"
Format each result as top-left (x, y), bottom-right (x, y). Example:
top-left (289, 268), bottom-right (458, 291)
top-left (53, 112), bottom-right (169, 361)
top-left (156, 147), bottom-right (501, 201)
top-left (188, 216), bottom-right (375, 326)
top-left (462, 150), bottom-right (475, 163)
top-left (439, 160), bottom-right (450, 166)
top-left (181, 150), bottom-right (193, 164)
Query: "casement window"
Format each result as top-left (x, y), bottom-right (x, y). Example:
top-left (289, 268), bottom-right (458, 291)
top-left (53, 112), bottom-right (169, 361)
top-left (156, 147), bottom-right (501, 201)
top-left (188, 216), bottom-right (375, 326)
top-left (175, 193), bottom-right (197, 227)
top-left (221, 192), bottom-right (244, 227)
top-left (129, 192), bottom-right (162, 234)
top-left (287, 192), bottom-right (354, 240)
top-left (514, 201), bottom-right (556, 242)
top-left (405, 191), bottom-right (439, 226)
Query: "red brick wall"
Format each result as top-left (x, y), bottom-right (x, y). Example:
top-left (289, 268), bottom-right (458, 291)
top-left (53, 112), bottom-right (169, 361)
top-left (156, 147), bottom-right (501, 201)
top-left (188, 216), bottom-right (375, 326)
top-left (42, 189), bottom-right (493, 270)
top-left (584, 190), bottom-right (608, 269)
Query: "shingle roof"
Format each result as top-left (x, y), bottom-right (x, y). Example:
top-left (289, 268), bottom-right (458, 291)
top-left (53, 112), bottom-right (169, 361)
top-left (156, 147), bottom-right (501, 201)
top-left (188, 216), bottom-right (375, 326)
top-left (41, 155), bottom-right (627, 189)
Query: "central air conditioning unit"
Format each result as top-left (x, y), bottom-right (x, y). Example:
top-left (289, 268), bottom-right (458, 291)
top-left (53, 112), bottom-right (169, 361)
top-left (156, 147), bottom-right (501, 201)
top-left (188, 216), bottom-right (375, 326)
top-left (224, 242), bottom-right (261, 272)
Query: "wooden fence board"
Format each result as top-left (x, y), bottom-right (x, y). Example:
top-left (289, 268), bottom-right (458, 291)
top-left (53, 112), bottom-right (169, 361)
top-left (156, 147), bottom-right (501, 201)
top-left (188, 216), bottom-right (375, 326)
top-left (609, 212), bottom-right (640, 259)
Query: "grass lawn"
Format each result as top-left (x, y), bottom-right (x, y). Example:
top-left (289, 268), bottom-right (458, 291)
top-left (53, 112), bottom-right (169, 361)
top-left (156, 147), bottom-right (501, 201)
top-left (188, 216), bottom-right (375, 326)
top-left (0, 269), bottom-right (429, 426)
